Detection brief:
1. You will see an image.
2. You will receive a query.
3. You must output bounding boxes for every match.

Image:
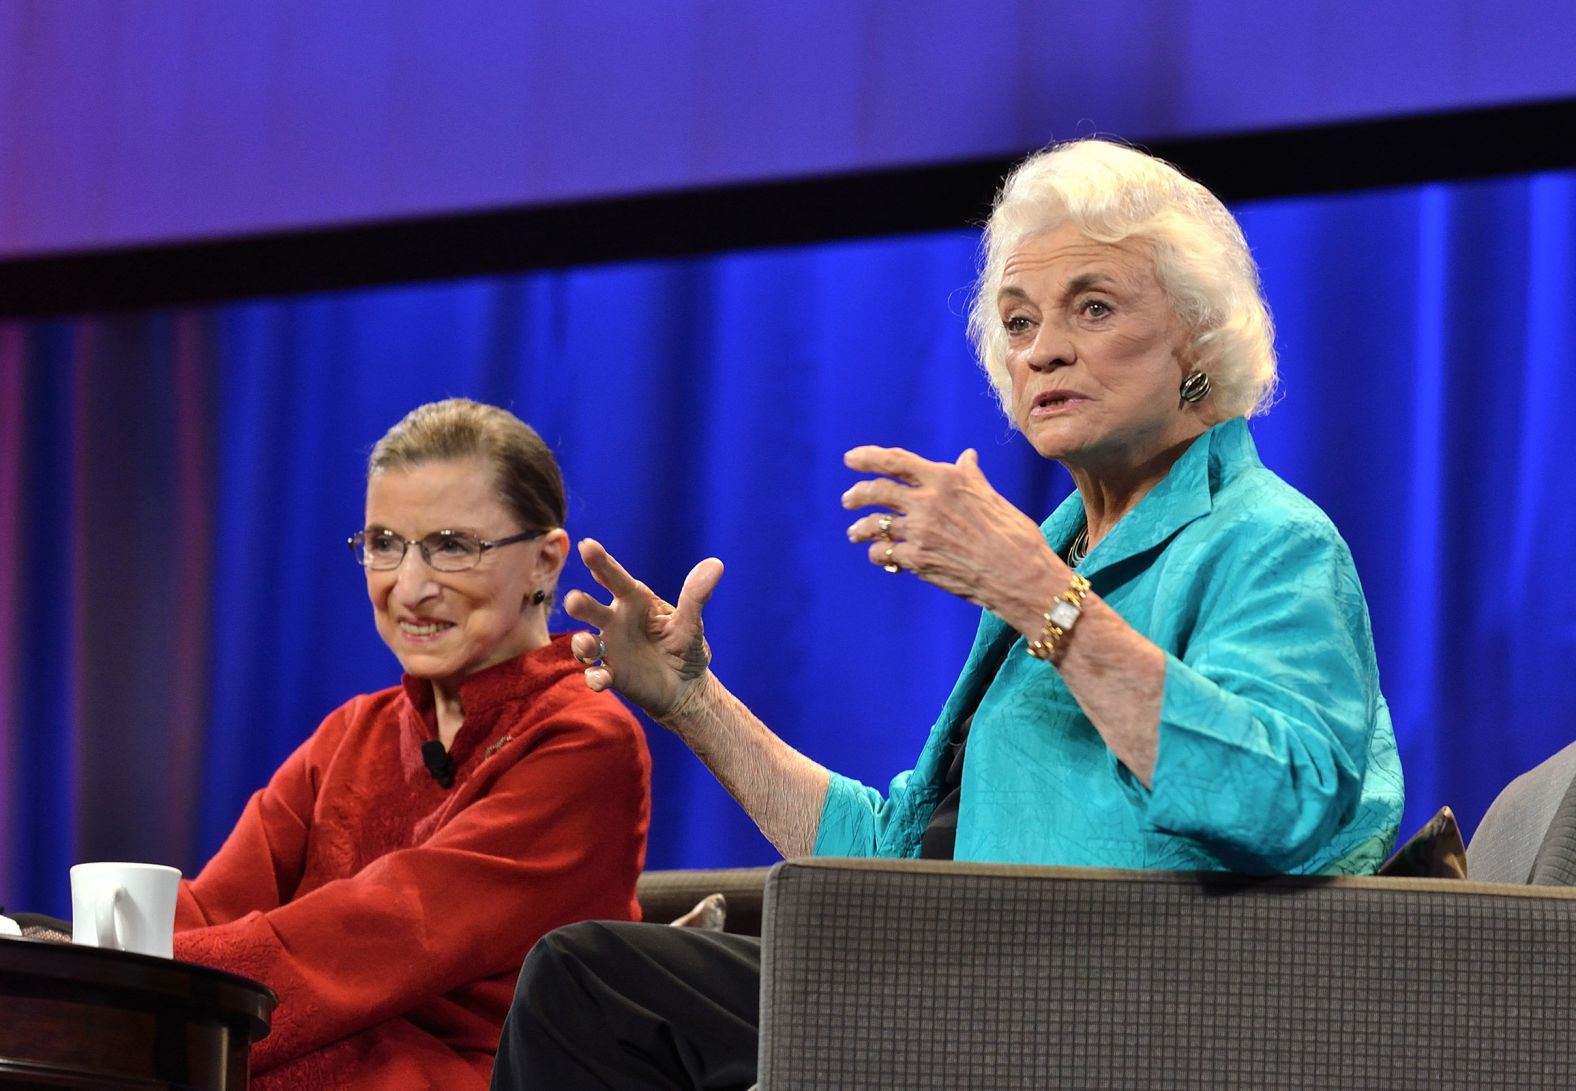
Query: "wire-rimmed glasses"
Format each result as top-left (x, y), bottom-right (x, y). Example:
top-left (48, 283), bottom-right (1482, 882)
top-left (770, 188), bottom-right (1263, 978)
top-left (347, 528), bottom-right (543, 572)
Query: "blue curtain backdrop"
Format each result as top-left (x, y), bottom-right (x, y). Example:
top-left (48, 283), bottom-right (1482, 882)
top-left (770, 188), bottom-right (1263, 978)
top-left (4, 169), bottom-right (1575, 917)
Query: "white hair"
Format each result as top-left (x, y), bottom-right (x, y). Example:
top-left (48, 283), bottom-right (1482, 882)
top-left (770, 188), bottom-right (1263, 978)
top-left (966, 138), bottom-right (1278, 420)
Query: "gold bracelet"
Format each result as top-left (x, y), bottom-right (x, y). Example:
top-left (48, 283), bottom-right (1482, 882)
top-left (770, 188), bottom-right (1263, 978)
top-left (1026, 572), bottom-right (1091, 662)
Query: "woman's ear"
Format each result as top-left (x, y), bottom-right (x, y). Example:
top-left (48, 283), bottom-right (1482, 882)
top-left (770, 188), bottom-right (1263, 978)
top-left (532, 528), bottom-right (571, 586)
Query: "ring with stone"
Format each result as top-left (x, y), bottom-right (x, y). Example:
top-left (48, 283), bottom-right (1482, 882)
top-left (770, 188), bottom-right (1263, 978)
top-left (882, 546), bottom-right (901, 574)
top-left (877, 513), bottom-right (896, 541)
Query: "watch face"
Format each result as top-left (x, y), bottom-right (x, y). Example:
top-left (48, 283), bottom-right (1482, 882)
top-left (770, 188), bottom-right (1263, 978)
top-left (1048, 600), bottom-right (1081, 629)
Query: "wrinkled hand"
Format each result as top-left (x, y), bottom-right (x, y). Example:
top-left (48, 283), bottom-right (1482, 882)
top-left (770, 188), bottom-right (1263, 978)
top-left (842, 446), bottom-right (1059, 614)
top-left (563, 538), bottom-right (723, 722)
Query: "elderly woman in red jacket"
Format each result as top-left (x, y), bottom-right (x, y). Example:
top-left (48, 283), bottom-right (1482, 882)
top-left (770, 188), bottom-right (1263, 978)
top-left (174, 398), bottom-right (650, 1090)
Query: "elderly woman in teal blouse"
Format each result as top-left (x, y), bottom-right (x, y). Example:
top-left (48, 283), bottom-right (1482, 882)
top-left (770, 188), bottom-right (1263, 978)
top-left (491, 137), bottom-right (1404, 1091)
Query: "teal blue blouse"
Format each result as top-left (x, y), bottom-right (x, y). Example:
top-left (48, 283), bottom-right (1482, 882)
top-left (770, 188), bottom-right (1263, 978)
top-left (814, 418), bottom-right (1405, 875)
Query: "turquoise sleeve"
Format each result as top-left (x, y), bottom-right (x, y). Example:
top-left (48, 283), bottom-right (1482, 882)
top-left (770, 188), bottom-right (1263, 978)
top-left (1120, 520), bottom-right (1386, 871)
top-left (813, 769), bottom-right (925, 858)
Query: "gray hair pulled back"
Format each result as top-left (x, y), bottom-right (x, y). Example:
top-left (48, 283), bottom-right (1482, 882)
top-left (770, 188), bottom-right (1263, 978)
top-left (368, 398), bottom-right (566, 535)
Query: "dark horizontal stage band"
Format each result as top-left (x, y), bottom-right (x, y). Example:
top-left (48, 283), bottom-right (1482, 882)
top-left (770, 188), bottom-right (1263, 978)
top-left (4, 96), bottom-right (1573, 317)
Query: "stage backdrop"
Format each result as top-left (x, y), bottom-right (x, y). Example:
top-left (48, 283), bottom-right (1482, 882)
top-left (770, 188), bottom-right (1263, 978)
top-left (5, 0), bottom-right (1575, 257)
top-left (3, 167), bottom-right (1574, 917)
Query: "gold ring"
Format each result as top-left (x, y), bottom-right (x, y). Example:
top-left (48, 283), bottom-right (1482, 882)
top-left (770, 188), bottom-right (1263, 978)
top-left (882, 546), bottom-right (901, 574)
top-left (877, 513), bottom-right (895, 541)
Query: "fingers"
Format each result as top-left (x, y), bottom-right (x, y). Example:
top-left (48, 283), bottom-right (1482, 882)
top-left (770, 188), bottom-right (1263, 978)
top-left (583, 665), bottom-right (613, 692)
top-left (577, 538), bottom-right (645, 598)
top-left (846, 512), bottom-right (906, 543)
top-left (569, 630), bottom-right (605, 665)
top-left (954, 448), bottom-right (995, 490)
top-left (562, 588), bottom-right (613, 629)
top-left (843, 445), bottom-right (938, 484)
top-left (672, 557), bottom-right (725, 628)
top-left (843, 448), bottom-right (989, 512)
top-left (869, 540), bottom-right (907, 573)
top-left (841, 477), bottom-right (914, 512)
top-left (571, 538), bottom-right (721, 633)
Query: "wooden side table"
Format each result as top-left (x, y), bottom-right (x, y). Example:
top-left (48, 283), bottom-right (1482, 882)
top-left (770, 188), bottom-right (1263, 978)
top-left (0, 935), bottom-right (275, 1090)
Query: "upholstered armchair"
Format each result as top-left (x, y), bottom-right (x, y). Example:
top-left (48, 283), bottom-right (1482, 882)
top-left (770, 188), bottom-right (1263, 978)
top-left (755, 857), bottom-right (1576, 1089)
top-left (635, 742), bottom-right (1576, 1089)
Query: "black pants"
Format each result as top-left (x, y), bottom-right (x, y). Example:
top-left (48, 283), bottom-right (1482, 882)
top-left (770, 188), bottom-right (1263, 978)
top-left (491, 921), bottom-right (762, 1091)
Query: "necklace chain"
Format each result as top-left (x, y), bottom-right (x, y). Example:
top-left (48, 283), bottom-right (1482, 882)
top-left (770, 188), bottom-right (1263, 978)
top-left (1067, 523), bottom-right (1090, 568)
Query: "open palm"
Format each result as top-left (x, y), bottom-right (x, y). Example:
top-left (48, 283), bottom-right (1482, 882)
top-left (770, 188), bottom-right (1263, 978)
top-left (563, 538), bottom-right (723, 721)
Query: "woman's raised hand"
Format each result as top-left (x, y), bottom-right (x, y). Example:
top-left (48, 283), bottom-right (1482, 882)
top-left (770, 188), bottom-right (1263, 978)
top-left (842, 446), bottom-right (1061, 619)
top-left (563, 539), bottom-right (724, 721)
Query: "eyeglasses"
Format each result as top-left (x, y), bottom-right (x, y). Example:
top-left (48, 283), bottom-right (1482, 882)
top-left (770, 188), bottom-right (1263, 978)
top-left (347, 528), bottom-right (544, 572)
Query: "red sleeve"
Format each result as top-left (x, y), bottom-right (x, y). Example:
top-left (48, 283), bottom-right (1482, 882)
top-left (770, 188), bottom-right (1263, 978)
top-left (172, 702), bottom-right (648, 1073)
top-left (175, 727), bottom-right (327, 929)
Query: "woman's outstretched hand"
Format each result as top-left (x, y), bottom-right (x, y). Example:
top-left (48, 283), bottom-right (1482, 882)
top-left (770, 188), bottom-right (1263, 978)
top-left (563, 538), bottom-right (724, 722)
top-left (842, 446), bottom-right (1061, 620)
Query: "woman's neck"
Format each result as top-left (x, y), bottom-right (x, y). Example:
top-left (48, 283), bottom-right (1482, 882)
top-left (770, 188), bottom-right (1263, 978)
top-left (426, 618), bottom-right (552, 750)
top-left (432, 683), bottom-right (466, 749)
top-left (1067, 431), bottom-right (1203, 547)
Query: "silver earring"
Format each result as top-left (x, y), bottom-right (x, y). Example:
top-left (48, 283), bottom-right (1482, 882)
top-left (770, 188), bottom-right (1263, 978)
top-left (1180, 369), bottom-right (1211, 404)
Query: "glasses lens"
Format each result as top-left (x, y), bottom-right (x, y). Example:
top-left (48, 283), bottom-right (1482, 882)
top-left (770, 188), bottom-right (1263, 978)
top-left (358, 530), bottom-right (407, 570)
top-left (424, 531), bottom-right (483, 571)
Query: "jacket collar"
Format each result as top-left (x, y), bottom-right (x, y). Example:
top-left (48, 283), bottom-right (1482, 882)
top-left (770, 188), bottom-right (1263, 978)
top-left (398, 634), bottom-right (578, 769)
top-left (962, 417), bottom-right (1257, 665)
top-left (1044, 416), bottom-right (1256, 578)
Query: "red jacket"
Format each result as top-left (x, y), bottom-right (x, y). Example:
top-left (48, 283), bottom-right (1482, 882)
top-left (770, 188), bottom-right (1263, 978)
top-left (175, 635), bottom-right (650, 1089)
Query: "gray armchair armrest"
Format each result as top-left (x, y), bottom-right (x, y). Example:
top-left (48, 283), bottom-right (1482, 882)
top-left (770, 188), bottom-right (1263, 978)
top-left (636, 867), bottom-right (770, 937)
top-left (758, 857), bottom-right (1576, 1090)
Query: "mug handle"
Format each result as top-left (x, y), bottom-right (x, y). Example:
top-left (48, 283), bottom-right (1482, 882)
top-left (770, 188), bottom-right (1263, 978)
top-left (95, 885), bottom-right (126, 949)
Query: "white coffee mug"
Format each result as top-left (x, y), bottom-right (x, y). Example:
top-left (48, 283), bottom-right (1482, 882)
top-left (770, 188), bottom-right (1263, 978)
top-left (70, 861), bottom-right (181, 958)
